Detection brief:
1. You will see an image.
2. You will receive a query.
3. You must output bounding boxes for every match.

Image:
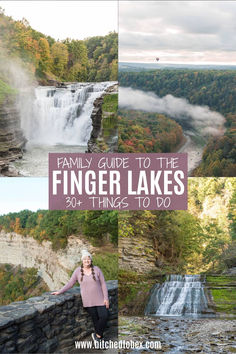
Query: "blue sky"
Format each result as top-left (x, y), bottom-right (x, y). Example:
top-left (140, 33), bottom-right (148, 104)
top-left (0, 178), bottom-right (48, 215)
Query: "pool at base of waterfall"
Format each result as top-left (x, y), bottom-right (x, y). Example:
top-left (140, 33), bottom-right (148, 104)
top-left (10, 144), bottom-right (86, 176)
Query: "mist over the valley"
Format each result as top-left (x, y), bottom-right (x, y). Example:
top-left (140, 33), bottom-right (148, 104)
top-left (119, 87), bottom-right (225, 137)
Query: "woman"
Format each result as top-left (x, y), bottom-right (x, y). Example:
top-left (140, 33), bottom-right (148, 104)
top-left (52, 250), bottom-right (109, 343)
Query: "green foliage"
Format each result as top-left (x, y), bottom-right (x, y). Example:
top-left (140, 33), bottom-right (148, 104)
top-left (0, 78), bottom-right (17, 104)
top-left (206, 275), bottom-right (236, 285)
top-left (206, 276), bottom-right (236, 314)
top-left (93, 253), bottom-right (118, 280)
top-left (118, 270), bottom-right (156, 314)
top-left (0, 264), bottom-right (48, 305)
top-left (119, 70), bottom-right (236, 176)
top-left (82, 211), bottom-right (118, 246)
top-left (102, 93), bottom-right (118, 113)
top-left (0, 210), bottom-right (117, 250)
top-left (119, 69), bottom-right (236, 114)
top-left (51, 42), bottom-right (68, 78)
top-left (86, 32), bottom-right (118, 81)
top-left (119, 179), bottom-right (235, 274)
top-left (118, 110), bottom-right (184, 153)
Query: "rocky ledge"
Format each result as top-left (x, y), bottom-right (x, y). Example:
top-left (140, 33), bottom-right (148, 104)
top-left (87, 83), bottom-right (118, 153)
top-left (0, 98), bottom-right (26, 176)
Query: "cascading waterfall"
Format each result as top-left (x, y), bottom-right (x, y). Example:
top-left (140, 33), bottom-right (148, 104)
top-left (145, 275), bottom-right (209, 316)
top-left (11, 81), bottom-right (115, 176)
top-left (21, 81), bottom-right (114, 146)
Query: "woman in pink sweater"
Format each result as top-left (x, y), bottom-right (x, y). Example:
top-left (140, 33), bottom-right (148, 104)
top-left (52, 250), bottom-right (109, 343)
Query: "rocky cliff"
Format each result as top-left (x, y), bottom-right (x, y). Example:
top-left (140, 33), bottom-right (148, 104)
top-left (0, 231), bottom-right (94, 290)
top-left (0, 98), bottom-right (26, 175)
top-left (87, 83), bottom-right (118, 153)
top-left (119, 234), bottom-right (156, 273)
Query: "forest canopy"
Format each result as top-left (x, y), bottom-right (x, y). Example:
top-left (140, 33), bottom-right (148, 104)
top-left (119, 70), bottom-right (236, 176)
top-left (0, 210), bottom-right (118, 250)
top-left (0, 7), bottom-right (118, 84)
top-left (119, 178), bottom-right (236, 274)
top-left (118, 109), bottom-right (184, 153)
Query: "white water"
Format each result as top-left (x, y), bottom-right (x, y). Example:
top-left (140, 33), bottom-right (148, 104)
top-left (12, 81), bottom-right (114, 176)
top-left (146, 275), bottom-right (208, 316)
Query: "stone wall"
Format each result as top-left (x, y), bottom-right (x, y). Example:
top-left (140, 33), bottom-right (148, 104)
top-left (0, 98), bottom-right (26, 175)
top-left (0, 231), bottom-right (94, 290)
top-left (0, 280), bottom-right (118, 353)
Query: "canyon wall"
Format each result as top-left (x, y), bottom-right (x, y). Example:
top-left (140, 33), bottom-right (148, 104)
top-left (87, 83), bottom-right (118, 153)
top-left (0, 98), bottom-right (26, 175)
top-left (0, 231), bottom-right (94, 290)
top-left (119, 234), bottom-right (156, 273)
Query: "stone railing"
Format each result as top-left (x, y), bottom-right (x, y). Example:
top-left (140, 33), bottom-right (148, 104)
top-left (0, 280), bottom-right (118, 353)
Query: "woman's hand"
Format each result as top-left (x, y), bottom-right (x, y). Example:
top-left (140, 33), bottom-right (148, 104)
top-left (104, 299), bottom-right (109, 309)
top-left (51, 291), bottom-right (60, 295)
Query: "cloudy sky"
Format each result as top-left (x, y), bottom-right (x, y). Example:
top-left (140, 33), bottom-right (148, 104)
top-left (0, 178), bottom-right (48, 215)
top-left (119, 1), bottom-right (236, 64)
top-left (1, 1), bottom-right (117, 40)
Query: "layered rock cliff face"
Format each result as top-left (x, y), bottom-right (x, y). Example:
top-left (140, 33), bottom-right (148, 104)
top-left (0, 231), bottom-right (94, 290)
top-left (119, 234), bottom-right (156, 273)
top-left (0, 98), bottom-right (26, 175)
top-left (87, 83), bottom-right (118, 153)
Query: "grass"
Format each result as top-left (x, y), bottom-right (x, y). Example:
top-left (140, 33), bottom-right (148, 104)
top-left (93, 252), bottom-right (118, 281)
top-left (206, 275), bottom-right (236, 285)
top-left (0, 78), bottom-right (17, 104)
top-left (211, 288), bottom-right (236, 301)
top-left (206, 275), bottom-right (236, 314)
top-left (102, 93), bottom-right (118, 113)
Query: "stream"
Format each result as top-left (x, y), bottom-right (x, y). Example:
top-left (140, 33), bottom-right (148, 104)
top-left (119, 316), bottom-right (236, 353)
top-left (118, 275), bottom-right (236, 352)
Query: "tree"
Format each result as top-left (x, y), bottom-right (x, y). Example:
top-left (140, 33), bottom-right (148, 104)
top-left (38, 37), bottom-right (52, 74)
top-left (51, 42), bottom-right (68, 79)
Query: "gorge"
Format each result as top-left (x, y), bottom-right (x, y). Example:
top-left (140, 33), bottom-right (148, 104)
top-left (119, 86), bottom-right (226, 175)
top-left (0, 230), bottom-right (94, 290)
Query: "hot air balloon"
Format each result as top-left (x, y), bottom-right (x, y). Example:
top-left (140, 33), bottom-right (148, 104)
top-left (156, 58), bottom-right (159, 62)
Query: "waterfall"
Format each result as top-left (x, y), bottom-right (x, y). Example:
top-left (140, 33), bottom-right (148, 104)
top-left (21, 81), bottom-right (114, 146)
top-left (145, 275), bottom-right (208, 316)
